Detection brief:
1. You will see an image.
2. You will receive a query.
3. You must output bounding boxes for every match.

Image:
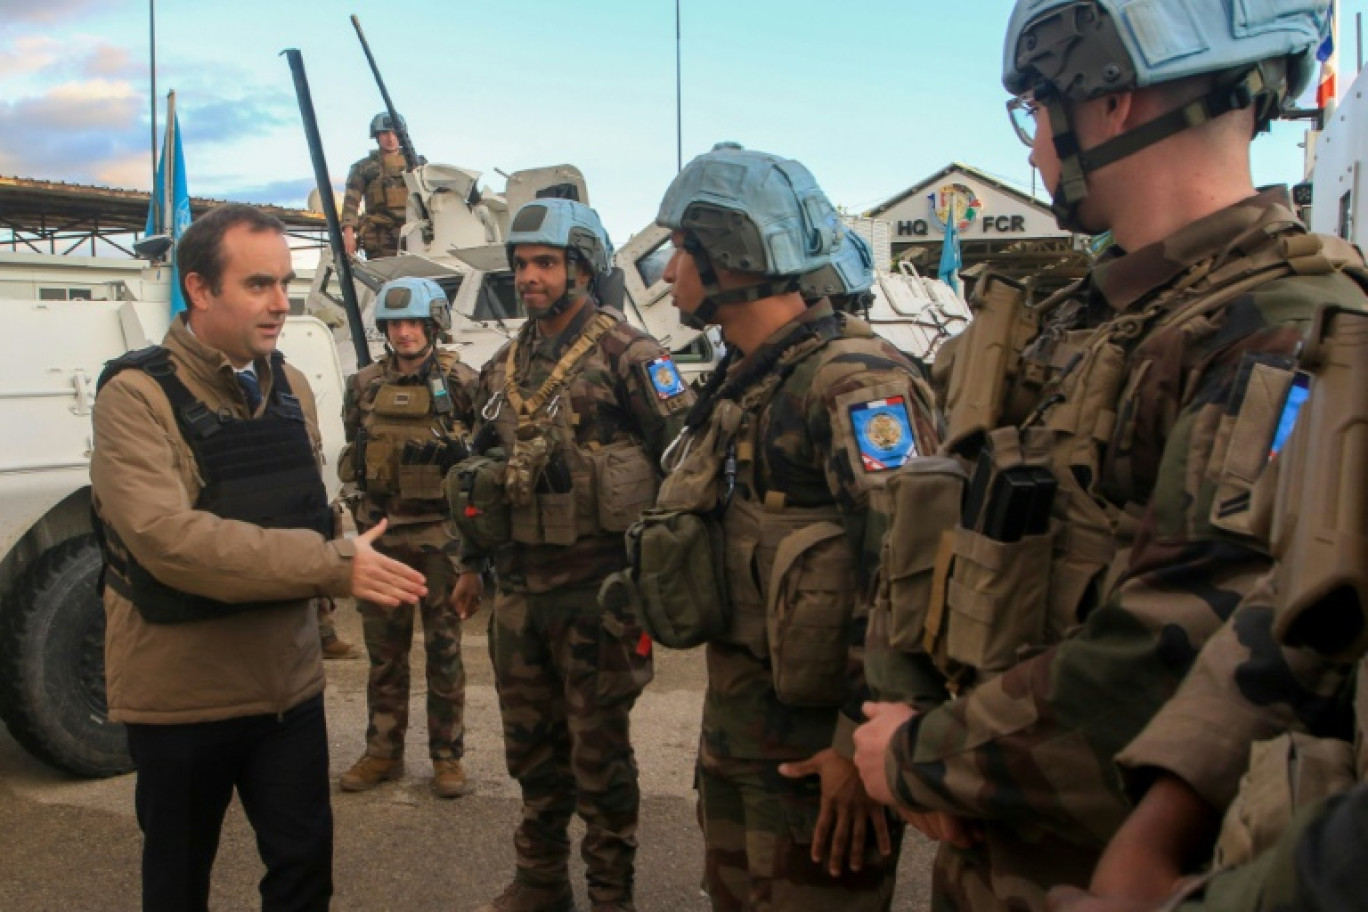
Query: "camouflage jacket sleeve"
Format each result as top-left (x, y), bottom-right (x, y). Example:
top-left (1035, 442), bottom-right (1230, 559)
top-left (611, 333), bottom-right (694, 465)
top-left (445, 357), bottom-right (480, 432)
top-left (1170, 783), bottom-right (1368, 912)
top-left (885, 288), bottom-right (1316, 845)
top-left (340, 156), bottom-right (368, 227)
top-left (1116, 573), bottom-right (1356, 812)
top-left (804, 342), bottom-right (940, 753)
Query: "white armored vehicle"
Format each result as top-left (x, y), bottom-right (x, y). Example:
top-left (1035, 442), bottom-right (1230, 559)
top-left (307, 161), bottom-right (970, 381)
top-left (0, 254), bottom-right (347, 777)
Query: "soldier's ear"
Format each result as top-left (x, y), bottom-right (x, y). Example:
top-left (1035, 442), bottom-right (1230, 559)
top-left (183, 272), bottom-right (211, 311)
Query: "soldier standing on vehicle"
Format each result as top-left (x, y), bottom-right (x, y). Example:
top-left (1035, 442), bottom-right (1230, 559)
top-left (90, 203), bottom-right (427, 911)
top-left (849, 2), bottom-right (1358, 910)
top-left (336, 276), bottom-right (478, 800)
top-left (341, 113), bottom-right (411, 260)
top-left (447, 198), bottom-right (692, 912)
top-left (636, 142), bottom-right (940, 910)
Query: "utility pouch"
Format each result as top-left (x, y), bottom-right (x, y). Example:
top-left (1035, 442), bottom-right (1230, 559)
top-left (873, 457), bottom-right (968, 652)
top-left (1271, 307), bottom-right (1368, 662)
top-left (1214, 732), bottom-right (1356, 870)
top-left (944, 527), bottom-right (1054, 676)
top-left (446, 447), bottom-right (512, 551)
top-left (397, 463), bottom-right (445, 501)
top-left (624, 507), bottom-right (730, 649)
top-left (939, 426), bottom-right (1056, 678)
top-left (942, 271), bottom-right (1035, 450)
top-left (767, 522), bottom-right (856, 707)
top-left (1206, 355), bottom-right (1296, 541)
top-left (363, 435), bottom-right (396, 494)
top-left (591, 443), bottom-right (659, 532)
top-left (535, 491), bottom-right (579, 546)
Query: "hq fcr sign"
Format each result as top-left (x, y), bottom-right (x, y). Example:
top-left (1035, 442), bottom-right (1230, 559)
top-left (896, 182), bottom-right (1027, 237)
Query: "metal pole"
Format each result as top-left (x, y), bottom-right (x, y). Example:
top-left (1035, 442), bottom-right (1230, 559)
top-left (676, 0), bottom-right (682, 173)
top-left (1357, 12), bottom-right (1362, 75)
top-left (149, 0), bottom-right (157, 190)
top-left (282, 48), bottom-right (371, 368)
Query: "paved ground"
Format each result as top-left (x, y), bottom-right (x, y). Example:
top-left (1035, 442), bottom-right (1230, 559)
top-left (0, 601), bottom-right (934, 911)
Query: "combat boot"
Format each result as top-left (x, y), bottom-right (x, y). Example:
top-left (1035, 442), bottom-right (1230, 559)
top-left (338, 755), bottom-right (404, 792)
top-left (431, 758), bottom-right (471, 799)
top-left (321, 635), bottom-right (362, 660)
top-left (474, 880), bottom-right (576, 912)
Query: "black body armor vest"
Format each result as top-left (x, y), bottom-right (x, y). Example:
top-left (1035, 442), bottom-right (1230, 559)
top-left (95, 346), bottom-right (332, 624)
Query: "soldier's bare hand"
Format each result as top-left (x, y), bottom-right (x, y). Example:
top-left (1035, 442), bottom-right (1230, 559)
top-left (451, 571), bottom-right (483, 619)
top-left (343, 225), bottom-right (357, 259)
top-left (853, 701), bottom-right (917, 806)
top-left (350, 519), bottom-right (426, 606)
top-left (778, 748), bottom-right (893, 877)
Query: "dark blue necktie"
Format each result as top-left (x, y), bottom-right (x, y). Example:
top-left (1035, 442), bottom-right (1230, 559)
top-left (237, 371), bottom-right (262, 414)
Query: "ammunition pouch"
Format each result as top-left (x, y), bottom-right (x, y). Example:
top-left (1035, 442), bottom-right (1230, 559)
top-left (447, 447), bottom-right (513, 552)
top-left (871, 457), bottom-right (967, 655)
top-left (506, 423), bottom-right (552, 507)
top-left (589, 442), bottom-right (659, 532)
top-left (926, 426), bottom-right (1059, 681)
top-left (617, 507), bottom-right (730, 650)
top-left (766, 520), bottom-right (857, 707)
top-left (1214, 732), bottom-right (1357, 871)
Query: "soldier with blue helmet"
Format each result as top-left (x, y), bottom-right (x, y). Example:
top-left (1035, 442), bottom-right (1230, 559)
top-left (449, 198), bottom-right (693, 912)
top-left (341, 112), bottom-right (414, 259)
top-left (848, 3), bottom-right (1362, 911)
top-left (336, 275), bottom-right (478, 800)
top-left (801, 225), bottom-right (877, 315)
top-left (640, 143), bottom-right (939, 910)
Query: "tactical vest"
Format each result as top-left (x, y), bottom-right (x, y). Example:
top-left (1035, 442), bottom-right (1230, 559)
top-left (480, 312), bottom-right (658, 547)
top-left (909, 229), bottom-right (1367, 687)
top-left (363, 150), bottom-right (408, 225)
top-left (352, 349), bottom-right (467, 518)
top-left (95, 347), bottom-right (332, 624)
top-left (666, 316), bottom-right (878, 707)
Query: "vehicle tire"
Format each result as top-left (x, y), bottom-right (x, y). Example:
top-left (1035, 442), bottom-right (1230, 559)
top-left (0, 534), bottom-right (131, 777)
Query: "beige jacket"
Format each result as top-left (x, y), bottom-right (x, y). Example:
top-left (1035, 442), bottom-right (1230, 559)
top-left (91, 317), bottom-right (354, 724)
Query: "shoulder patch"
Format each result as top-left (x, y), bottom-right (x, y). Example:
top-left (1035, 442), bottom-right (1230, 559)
top-left (849, 396), bottom-right (918, 471)
top-left (644, 355), bottom-right (687, 401)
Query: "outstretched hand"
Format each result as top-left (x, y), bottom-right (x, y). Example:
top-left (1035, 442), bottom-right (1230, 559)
top-left (350, 519), bottom-right (427, 606)
top-left (778, 748), bottom-right (893, 877)
top-left (450, 570), bottom-right (483, 620)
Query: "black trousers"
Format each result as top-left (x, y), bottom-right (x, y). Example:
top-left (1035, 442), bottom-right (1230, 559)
top-left (125, 693), bottom-right (333, 912)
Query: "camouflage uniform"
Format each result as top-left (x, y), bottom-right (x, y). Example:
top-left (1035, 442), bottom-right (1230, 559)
top-left (1113, 577), bottom-right (1366, 912)
top-left (697, 301), bottom-right (939, 911)
top-left (340, 349), bottom-right (477, 762)
top-left (464, 301), bottom-right (692, 906)
top-left (341, 149), bottom-right (409, 259)
top-left (880, 188), bottom-right (1368, 911)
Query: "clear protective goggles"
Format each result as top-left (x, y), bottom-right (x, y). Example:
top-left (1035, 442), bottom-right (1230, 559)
top-left (1006, 93), bottom-right (1042, 147)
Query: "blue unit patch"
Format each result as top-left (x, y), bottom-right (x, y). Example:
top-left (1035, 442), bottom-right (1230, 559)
top-left (647, 356), bottom-right (686, 400)
top-left (849, 396), bottom-right (917, 471)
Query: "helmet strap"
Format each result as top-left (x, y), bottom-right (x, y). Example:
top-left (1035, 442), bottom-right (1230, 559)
top-left (1044, 67), bottom-right (1270, 232)
top-left (680, 235), bottom-right (796, 330)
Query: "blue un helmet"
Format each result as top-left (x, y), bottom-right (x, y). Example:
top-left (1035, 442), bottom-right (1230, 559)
top-left (800, 226), bottom-right (875, 313)
top-left (656, 142), bottom-right (841, 330)
top-left (373, 276), bottom-right (452, 345)
top-left (1002, 0), bottom-right (1328, 231)
top-left (369, 112), bottom-right (406, 137)
top-left (505, 198), bottom-right (614, 319)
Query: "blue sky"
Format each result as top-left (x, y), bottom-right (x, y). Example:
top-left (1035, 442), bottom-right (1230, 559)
top-left (0, 0), bottom-right (1358, 244)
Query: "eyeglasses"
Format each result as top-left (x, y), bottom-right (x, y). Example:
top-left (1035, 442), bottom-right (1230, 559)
top-left (1006, 94), bottom-right (1042, 147)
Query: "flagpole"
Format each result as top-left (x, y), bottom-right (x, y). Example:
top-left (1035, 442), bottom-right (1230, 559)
top-left (675, 0), bottom-right (683, 173)
top-left (161, 91), bottom-right (177, 236)
top-left (149, 0), bottom-right (157, 193)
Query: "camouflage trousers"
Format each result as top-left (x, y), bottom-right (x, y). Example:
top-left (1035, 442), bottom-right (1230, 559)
top-left (489, 580), bottom-right (654, 904)
top-left (358, 219), bottom-right (400, 259)
top-left (697, 749), bottom-right (902, 912)
top-left (930, 830), bottom-right (1099, 912)
top-left (357, 541), bottom-right (465, 761)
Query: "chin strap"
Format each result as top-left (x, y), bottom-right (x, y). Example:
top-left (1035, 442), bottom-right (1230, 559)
top-left (680, 235), bottom-right (797, 330)
top-left (1045, 67), bottom-right (1273, 233)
